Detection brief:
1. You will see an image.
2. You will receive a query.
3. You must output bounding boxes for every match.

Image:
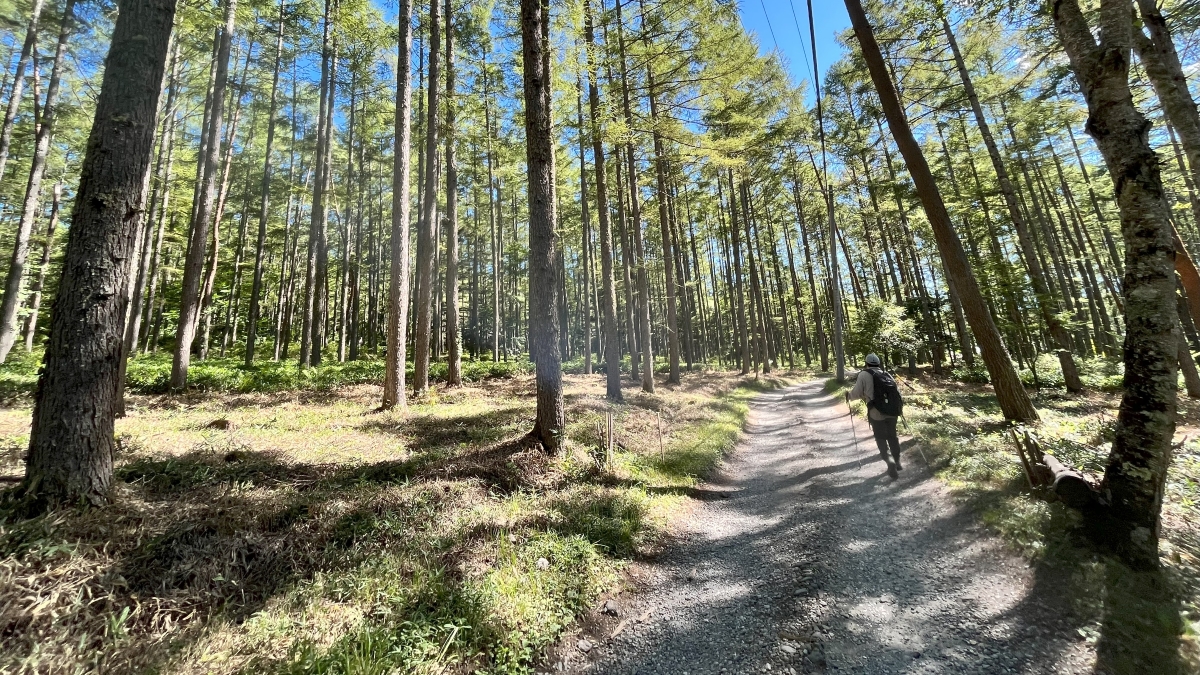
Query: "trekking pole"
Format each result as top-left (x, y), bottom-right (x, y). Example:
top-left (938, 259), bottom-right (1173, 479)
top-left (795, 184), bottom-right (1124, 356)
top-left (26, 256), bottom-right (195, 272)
top-left (900, 414), bottom-right (930, 468)
top-left (845, 392), bottom-right (862, 470)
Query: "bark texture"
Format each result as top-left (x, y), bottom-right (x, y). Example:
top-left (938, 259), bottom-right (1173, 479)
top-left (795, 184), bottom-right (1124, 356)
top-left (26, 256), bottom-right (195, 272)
top-left (23, 0), bottom-right (177, 507)
top-left (382, 0), bottom-right (414, 410)
top-left (520, 0), bottom-right (564, 451)
top-left (1054, 0), bottom-right (1179, 569)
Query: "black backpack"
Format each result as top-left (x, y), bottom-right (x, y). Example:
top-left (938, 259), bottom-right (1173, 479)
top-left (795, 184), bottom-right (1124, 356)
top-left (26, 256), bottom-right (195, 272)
top-left (867, 367), bottom-right (904, 417)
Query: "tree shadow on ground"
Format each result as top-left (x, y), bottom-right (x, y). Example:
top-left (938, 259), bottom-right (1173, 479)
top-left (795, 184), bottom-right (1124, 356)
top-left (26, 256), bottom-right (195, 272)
top-left (954, 482), bottom-right (1194, 674)
top-left (0, 402), bottom-right (571, 674)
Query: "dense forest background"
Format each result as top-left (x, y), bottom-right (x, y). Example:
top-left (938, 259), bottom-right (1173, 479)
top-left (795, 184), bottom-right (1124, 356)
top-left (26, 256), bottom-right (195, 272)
top-left (3, 0), bottom-right (1192, 396)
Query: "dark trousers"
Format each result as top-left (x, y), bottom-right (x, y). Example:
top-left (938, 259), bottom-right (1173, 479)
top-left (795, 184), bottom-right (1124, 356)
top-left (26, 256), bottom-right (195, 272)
top-left (870, 416), bottom-right (901, 465)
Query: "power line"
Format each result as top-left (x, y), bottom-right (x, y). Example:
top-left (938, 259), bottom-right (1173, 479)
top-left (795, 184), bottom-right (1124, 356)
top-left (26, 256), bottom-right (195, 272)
top-left (758, 0), bottom-right (782, 53)
top-left (785, 0), bottom-right (814, 87)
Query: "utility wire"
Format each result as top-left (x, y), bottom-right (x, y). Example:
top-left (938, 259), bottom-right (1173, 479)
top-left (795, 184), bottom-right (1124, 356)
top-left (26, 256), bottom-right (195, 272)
top-left (785, 0), bottom-right (814, 88)
top-left (758, 0), bottom-right (782, 53)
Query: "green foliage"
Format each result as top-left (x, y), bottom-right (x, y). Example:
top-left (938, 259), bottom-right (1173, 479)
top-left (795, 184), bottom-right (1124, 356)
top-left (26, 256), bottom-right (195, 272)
top-left (0, 352), bottom-right (535, 397)
top-left (844, 299), bottom-right (920, 366)
top-left (0, 349), bottom-right (41, 401)
top-left (951, 361), bottom-right (990, 384)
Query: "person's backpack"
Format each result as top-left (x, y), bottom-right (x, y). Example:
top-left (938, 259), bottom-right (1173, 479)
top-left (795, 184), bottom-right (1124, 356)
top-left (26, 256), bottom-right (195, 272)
top-left (867, 367), bottom-right (904, 417)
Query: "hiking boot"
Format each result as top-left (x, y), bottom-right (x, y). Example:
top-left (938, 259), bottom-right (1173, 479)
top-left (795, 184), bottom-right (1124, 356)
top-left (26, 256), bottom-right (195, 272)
top-left (887, 464), bottom-right (898, 479)
top-left (894, 458), bottom-right (903, 471)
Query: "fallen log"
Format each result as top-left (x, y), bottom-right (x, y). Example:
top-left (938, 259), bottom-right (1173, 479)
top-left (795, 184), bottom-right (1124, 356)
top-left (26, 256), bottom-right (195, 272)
top-left (1040, 452), bottom-right (1099, 509)
top-left (1008, 429), bottom-right (1101, 509)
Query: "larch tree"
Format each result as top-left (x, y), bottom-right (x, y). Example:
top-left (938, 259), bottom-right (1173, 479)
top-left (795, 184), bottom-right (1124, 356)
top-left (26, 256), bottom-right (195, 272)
top-left (520, 0), bottom-right (564, 451)
top-left (444, 0), bottom-right (461, 386)
top-left (0, 0), bottom-right (76, 364)
top-left (383, 0), bottom-right (415, 410)
top-left (20, 0), bottom-right (178, 507)
top-left (584, 0), bottom-right (623, 402)
top-left (843, 0), bottom-right (1038, 423)
top-left (413, 0), bottom-right (442, 397)
top-left (172, 0), bottom-right (237, 389)
top-left (244, 0), bottom-right (288, 368)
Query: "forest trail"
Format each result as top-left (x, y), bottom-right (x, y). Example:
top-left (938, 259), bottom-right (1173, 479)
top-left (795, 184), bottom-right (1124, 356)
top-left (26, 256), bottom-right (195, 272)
top-left (569, 379), bottom-right (1094, 675)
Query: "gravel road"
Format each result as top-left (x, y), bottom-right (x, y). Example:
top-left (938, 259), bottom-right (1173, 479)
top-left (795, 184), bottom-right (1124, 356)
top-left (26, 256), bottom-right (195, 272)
top-left (557, 378), bottom-right (1095, 675)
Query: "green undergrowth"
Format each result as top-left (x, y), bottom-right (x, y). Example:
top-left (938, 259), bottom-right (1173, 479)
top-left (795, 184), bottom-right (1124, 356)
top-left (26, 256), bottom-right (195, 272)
top-left (899, 375), bottom-right (1200, 672)
top-left (0, 370), bottom-right (781, 674)
top-left (0, 349), bottom-right (533, 397)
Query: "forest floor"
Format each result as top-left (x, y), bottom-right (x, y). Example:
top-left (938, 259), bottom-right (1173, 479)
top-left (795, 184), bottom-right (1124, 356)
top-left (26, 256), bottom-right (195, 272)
top-left (548, 372), bottom-right (1200, 675)
top-left (3, 361), bottom-right (1200, 674)
top-left (0, 362), bottom-right (789, 674)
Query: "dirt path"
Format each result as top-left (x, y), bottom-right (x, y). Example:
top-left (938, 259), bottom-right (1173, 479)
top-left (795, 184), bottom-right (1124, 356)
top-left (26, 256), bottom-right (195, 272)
top-left (563, 378), bottom-right (1094, 674)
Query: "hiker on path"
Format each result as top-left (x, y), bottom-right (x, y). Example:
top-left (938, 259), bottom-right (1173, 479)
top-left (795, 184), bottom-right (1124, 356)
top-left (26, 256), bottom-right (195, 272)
top-left (850, 353), bottom-right (904, 478)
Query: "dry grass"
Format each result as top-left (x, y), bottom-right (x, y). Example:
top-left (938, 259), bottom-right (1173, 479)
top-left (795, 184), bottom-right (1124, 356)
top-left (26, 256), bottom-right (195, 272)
top-left (0, 366), bottom-right (793, 674)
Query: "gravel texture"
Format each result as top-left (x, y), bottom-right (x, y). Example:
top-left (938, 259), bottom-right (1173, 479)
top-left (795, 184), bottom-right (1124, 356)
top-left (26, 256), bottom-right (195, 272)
top-left (553, 378), bottom-right (1094, 674)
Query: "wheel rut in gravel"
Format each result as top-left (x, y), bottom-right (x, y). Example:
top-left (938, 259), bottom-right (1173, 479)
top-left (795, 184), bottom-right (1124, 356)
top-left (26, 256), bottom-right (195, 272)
top-left (570, 378), bottom-right (1094, 675)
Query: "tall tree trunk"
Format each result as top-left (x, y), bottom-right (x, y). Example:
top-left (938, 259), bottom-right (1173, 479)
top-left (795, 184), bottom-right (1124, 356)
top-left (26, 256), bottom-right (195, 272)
top-left (1054, 0), bottom-right (1179, 568)
top-left (383, 2), bottom-right (414, 407)
top-left (725, 172), bottom-right (750, 374)
top-left (845, 0), bottom-right (1037, 422)
top-left (0, 0), bottom-right (75, 363)
top-left (942, 16), bottom-right (1082, 392)
top-left (128, 41), bottom-right (179, 360)
top-left (22, 0), bottom-right (176, 507)
top-left (585, 0), bottom-right (621, 400)
top-left (172, 0), bottom-right (236, 388)
top-left (577, 77), bottom-right (594, 376)
top-left (413, 0), bottom-right (441, 396)
top-left (246, 0), bottom-right (285, 367)
top-left (444, 0), bottom-right (461, 386)
top-left (616, 0), bottom-right (654, 392)
top-left (1133, 0), bottom-right (1200, 212)
top-left (641, 21), bottom-right (679, 383)
top-left (0, 0), bottom-right (46, 184)
top-left (484, 47), bottom-right (501, 363)
top-left (520, 0), bottom-right (563, 451)
top-left (301, 2), bottom-right (333, 368)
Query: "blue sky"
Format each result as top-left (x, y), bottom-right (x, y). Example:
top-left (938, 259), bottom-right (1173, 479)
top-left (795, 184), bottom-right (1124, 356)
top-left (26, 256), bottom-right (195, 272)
top-left (737, 0), bottom-right (850, 100)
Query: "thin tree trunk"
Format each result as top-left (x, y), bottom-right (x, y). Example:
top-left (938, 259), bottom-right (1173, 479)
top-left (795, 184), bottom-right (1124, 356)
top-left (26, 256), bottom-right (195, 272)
top-left (643, 37), bottom-right (680, 384)
top-left (616, 0), bottom-right (654, 392)
top-left (246, 0), bottom-right (286, 367)
top-left (413, 0), bottom-right (441, 395)
top-left (0, 0), bottom-right (46, 185)
top-left (0, 0), bottom-right (74, 363)
top-left (129, 41), bottom-right (179, 359)
top-left (386, 0), bottom-right (420, 403)
top-left (585, 0), bottom-right (621, 400)
top-left (444, 0), bottom-right (461, 385)
top-left (172, 0), bottom-right (236, 388)
top-left (943, 15), bottom-right (1082, 392)
top-left (23, 183), bottom-right (60, 351)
